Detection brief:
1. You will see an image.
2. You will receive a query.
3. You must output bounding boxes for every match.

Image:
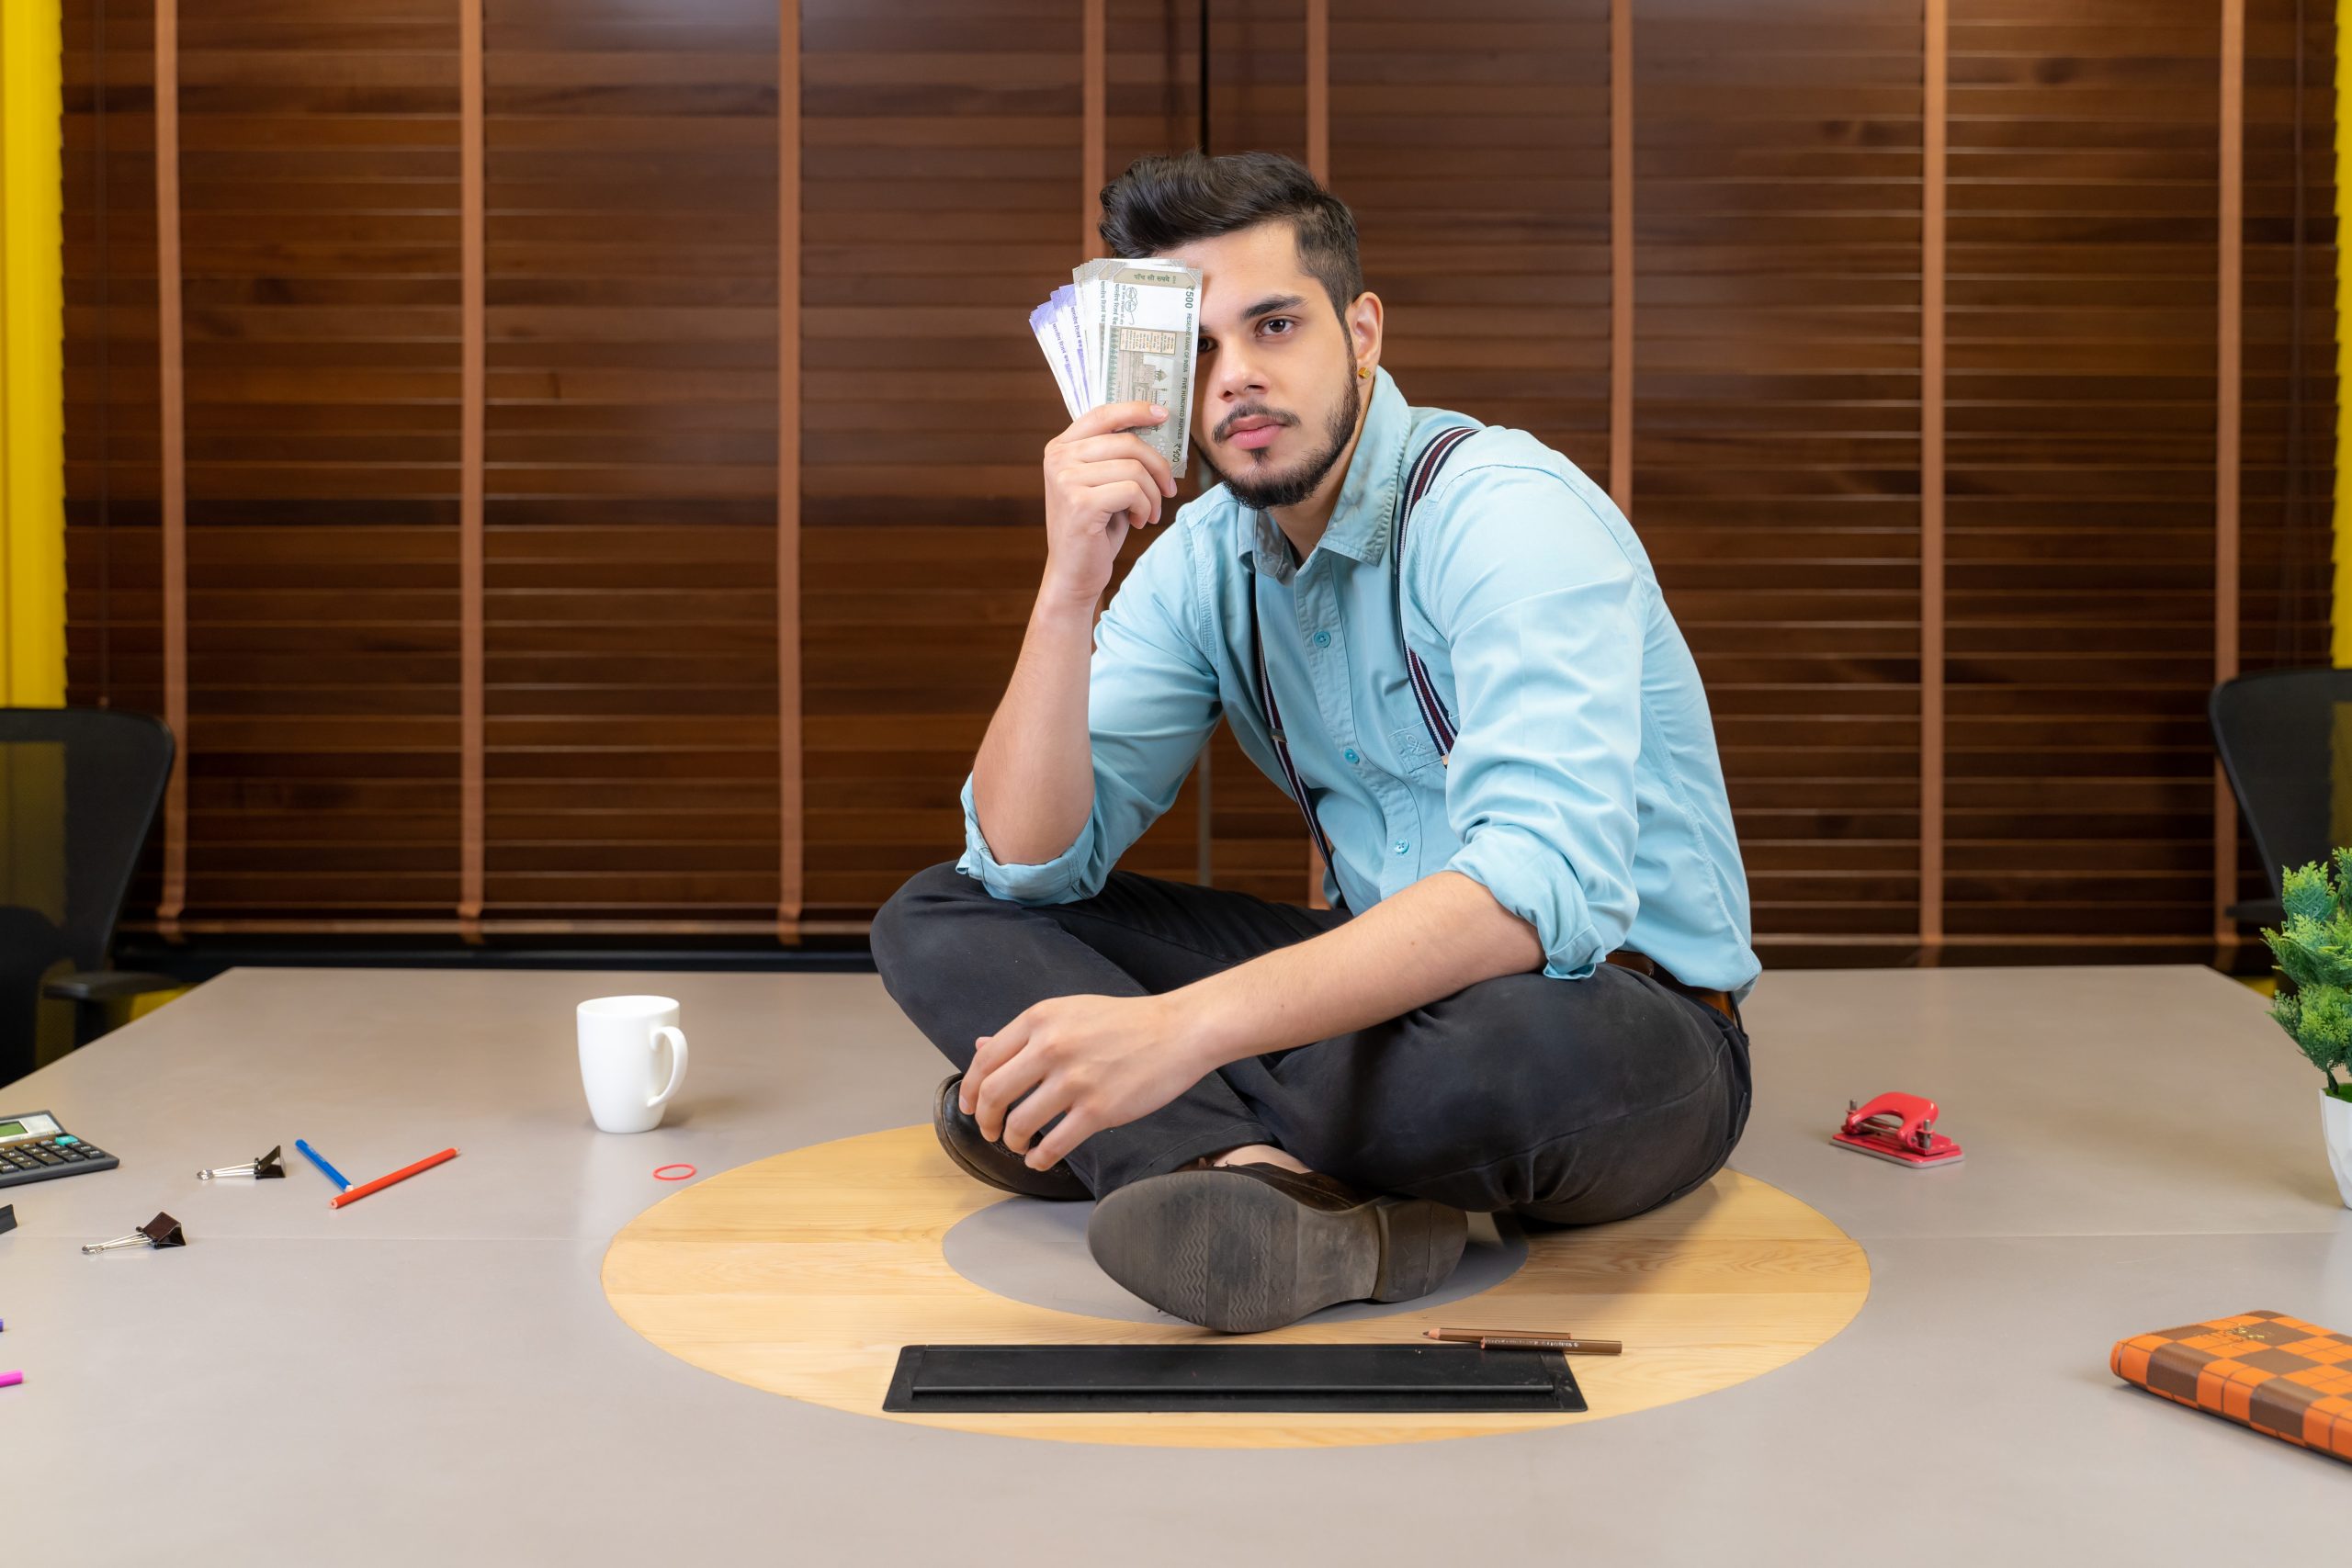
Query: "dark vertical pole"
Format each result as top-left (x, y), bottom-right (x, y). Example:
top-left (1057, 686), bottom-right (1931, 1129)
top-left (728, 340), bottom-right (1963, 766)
top-left (458, 0), bottom-right (485, 935)
top-left (153, 0), bottom-right (186, 930)
top-left (1921, 0), bottom-right (1946, 957)
top-left (778, 0), bottom-right (804, 935)
top-left (2214, 0), bottom-right (2245, 948)
top-left (1196, 0), bottom-right (1216, 886)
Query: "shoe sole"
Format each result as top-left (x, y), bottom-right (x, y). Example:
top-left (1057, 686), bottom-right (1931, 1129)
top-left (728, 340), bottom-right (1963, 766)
top-left (1087, 1168), bottom-right (1468, 1333)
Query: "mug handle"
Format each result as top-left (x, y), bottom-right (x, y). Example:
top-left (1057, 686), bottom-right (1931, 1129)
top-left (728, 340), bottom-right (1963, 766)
top-left (647, 1026), bottom-right (689, 1112)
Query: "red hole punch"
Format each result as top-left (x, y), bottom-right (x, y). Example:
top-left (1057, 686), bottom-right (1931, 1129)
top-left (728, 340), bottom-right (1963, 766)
top-left (1832, 1091), bottom-right (1963, 1169)
top-left (652, 1163), bottom-right (697, 1182)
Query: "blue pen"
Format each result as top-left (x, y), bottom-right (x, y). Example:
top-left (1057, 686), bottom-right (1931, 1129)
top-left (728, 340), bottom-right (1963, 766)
top-left (295, 1138), bottom-right (352, 1191)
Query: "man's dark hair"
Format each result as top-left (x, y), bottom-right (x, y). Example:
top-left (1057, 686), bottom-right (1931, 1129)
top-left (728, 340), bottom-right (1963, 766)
top-left (1097, 150), bottom-right (1363, 324)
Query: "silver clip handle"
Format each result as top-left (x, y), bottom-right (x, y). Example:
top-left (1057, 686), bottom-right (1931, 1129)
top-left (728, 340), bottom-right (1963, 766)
top-left (81, 1232), bottom-right (148, 1255)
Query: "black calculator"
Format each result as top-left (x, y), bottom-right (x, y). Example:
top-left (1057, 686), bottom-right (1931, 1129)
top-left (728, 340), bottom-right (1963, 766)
top-left (0, 1111), bottom-right (118, 1187)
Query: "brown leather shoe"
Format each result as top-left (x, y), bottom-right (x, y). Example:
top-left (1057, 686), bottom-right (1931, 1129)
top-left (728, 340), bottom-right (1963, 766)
top-left (1086, 1158), bottom-right (1468, 1333)
top-left (932, 1072), bottom-right (1091, 1201)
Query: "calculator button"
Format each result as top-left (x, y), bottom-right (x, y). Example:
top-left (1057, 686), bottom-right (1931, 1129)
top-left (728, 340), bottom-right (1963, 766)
top-left (77, 1147), bottom-right (107, 1159)
top-left (30, 1152), bottom-right (61, 1165)
top-left (54, 1134), bottom-right (78, 1145)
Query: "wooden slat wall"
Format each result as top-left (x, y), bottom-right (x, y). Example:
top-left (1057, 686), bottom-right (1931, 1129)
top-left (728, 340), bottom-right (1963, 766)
top-left (1329, 8), bottom-right (1613, 564)
top-left (482, 0), bottom-right (781, 921)
top-left (1635, 0), bottom-right (1927, 948)
top-left (1193, 0), bottom-right (1326, 904)
top-left (71, 0), bottom-right (469, 919)
top-left (62, 3), bottom-right (164, 852)
top-left (1321, 0), bottom-right (1615, 913)
top-left (58, 0), bottom-right (2337, 965)
top-left (1101, 0), bottom-right (1223, 894)
top-left (1944, 0), bottom-right (2329, 957)
top-left (2238, 0), bottom-right (2338, 892)
top-left (1947, 0), bottom-right (2216, 945)
top-left (803, 0), bottom-right (1091, 917)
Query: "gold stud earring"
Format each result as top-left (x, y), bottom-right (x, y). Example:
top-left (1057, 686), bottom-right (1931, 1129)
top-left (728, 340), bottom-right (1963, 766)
top-left (1358, 364), bottom-right (1373, 378)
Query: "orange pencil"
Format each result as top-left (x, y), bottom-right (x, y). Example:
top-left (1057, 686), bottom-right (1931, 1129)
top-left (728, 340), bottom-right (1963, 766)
top-left (327, 1147), bottom-right (458, 1209)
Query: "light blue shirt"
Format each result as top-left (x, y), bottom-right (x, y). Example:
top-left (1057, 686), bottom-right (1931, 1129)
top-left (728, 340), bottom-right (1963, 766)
top-left (957, 366), bottom-right (1762, 1008)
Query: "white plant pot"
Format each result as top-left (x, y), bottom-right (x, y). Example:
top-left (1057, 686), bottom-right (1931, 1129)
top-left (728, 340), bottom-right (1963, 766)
top-left (2324, 1090), bottom-right (2352, 1210)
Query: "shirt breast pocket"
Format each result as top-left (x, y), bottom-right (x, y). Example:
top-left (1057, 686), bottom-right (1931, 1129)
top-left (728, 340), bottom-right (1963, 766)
top-left (1387, 722), bottom-right (1446, 785)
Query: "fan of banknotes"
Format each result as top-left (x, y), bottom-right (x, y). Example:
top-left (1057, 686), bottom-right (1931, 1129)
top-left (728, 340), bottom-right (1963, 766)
top-left (1030, 257), bottom-right (1203, 475)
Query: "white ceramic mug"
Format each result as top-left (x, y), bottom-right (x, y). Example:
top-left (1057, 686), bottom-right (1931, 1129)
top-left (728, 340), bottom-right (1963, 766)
top-left (577, 995), bottom-right (690, 1134)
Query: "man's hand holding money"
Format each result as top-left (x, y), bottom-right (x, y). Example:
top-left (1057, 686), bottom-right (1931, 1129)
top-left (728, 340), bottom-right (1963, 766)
top-left (1039, 400), bottom-right (1180, 607)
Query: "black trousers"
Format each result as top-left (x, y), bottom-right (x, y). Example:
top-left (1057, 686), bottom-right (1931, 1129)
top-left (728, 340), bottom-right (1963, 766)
top-left (870, 861), bottom-right (1752, 1224)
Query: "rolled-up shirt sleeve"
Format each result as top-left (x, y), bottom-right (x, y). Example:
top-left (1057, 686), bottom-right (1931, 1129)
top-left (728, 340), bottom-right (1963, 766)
top-left (1415, 465), bottom-right (1646, 980)
top-left (956, 519), bottom-right (1222, 905)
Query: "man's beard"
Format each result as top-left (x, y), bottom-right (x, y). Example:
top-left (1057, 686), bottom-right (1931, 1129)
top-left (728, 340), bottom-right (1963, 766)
top-left (1198, 366), bottom-right (1363, 513)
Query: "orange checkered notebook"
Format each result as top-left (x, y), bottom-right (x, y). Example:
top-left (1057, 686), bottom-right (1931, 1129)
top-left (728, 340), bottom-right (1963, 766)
top-left (2110, 1311), bottom-right (2352, 1463)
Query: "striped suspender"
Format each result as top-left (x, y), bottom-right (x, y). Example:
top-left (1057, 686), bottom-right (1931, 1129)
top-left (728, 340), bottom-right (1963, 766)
top-left (1250, 577), bottom-right (1334, 864)
top-left (1249, 420), bottom-right (1480, 865)
top-left (1391, 422), bottom-right (1480, 760)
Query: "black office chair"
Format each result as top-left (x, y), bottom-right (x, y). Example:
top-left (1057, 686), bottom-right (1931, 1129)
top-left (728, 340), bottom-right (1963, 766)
top-left (2209, 667), bottom-right (2352, 929)
top-left (1, 707), bottom-right (182, 1084)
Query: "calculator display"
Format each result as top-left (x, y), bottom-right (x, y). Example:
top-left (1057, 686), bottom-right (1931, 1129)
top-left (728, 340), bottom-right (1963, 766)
top-left (0, 1122), bottom-right (21, 1137)
top-left (0, 1113), bottom-right (59, 1144)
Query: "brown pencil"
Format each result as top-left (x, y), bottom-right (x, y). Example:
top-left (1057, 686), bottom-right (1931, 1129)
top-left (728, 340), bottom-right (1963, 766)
top-left (1424, 1327), bottom-right (1622, 1354)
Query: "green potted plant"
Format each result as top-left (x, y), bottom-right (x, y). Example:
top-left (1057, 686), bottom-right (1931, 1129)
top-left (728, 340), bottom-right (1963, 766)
top-left (2259, 851), bottom-right (2352, 1208)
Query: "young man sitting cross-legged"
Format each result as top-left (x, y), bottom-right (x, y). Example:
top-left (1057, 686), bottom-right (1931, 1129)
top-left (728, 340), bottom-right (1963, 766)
top-left (870, 150), bottom-right (1761, 1335)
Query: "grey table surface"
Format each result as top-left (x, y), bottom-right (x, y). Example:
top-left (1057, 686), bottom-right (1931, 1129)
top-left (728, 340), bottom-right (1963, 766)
top-left (3, 963), bottom-right (2346, 1565)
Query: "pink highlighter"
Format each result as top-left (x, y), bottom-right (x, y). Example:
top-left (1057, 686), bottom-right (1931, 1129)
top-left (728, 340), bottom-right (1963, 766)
top-left (0, 1371), bottom-right (22, 1389)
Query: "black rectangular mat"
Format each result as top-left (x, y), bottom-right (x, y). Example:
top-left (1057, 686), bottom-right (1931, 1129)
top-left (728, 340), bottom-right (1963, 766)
top-left (882, 1343), bottom-right (1587, 1413)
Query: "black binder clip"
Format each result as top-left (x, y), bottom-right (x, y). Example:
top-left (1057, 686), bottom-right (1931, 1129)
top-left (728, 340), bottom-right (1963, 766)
top-left (198, 1145), bottom-right (285, 1181)
top-left (0, 1202), bottom-right (15, 1235)
top-left (82, 1211), bottom-right (187, 1255)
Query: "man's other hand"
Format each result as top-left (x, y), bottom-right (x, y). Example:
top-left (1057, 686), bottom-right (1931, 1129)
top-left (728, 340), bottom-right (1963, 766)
top-left (961, 992), bottom-right (1208, 1170)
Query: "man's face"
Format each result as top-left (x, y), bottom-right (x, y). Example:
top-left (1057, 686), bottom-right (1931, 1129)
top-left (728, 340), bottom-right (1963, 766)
top-left (1160, 222), bottom-right (1368, 512)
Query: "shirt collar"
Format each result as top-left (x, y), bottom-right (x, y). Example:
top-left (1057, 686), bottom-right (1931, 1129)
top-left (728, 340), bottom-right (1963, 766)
top-left (1234, 366), bottom-right (1413, 581)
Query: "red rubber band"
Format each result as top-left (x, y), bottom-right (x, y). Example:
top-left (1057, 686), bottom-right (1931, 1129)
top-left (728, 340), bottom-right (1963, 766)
top-left (652, 1164), bottom-right (697, 1181)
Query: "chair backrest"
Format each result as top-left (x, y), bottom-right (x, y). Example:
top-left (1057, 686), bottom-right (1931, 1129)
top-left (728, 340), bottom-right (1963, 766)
top-left (2209, 668), bottom-right (2352, 902)
top-left (0, 705), bottom-right (174, 978)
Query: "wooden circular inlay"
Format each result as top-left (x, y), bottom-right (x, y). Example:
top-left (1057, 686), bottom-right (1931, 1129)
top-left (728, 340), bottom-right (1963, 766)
top-left (601, 1124), bottom-right (1871, 1449)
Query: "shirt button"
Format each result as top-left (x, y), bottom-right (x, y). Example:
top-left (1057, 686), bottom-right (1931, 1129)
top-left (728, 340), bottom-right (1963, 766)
top-left (1343, 748), bottom-right (1359, 764)
top-left (1392, 840), bottom-right (1409, 855)
top-left (1312, 629), bottom-right (1330, 647)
